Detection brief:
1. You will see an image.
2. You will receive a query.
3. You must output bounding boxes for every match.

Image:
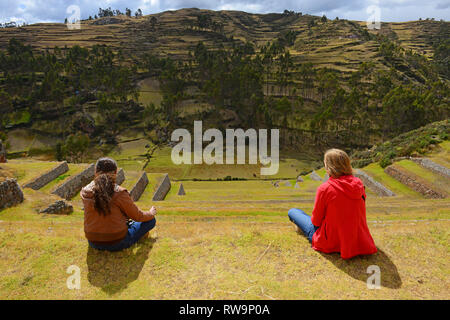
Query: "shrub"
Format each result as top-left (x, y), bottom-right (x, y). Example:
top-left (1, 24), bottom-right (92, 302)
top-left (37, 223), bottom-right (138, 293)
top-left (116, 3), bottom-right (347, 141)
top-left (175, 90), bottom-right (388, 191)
top-left (379, 157), bottom-right (392, 168)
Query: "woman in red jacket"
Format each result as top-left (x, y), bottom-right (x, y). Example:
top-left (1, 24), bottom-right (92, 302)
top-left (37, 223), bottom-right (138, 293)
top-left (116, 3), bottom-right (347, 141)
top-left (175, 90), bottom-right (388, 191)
top-left (288, 148), bottom-right (377, 259)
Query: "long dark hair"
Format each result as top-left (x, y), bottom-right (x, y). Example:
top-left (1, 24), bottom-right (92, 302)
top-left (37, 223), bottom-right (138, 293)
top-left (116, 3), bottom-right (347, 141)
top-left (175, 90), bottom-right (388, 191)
top-left (93, 157), bottom-right (118, 215)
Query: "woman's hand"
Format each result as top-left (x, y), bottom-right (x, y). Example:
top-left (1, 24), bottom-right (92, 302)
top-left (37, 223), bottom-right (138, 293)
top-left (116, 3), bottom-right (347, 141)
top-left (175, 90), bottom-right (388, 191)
top-left (149, 206), bottom-right (157, 217)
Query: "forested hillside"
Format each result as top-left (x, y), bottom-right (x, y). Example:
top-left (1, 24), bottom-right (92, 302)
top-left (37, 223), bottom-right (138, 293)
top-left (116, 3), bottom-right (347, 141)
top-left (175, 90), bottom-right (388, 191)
top-left (0, 8), bottom-right (448, 162)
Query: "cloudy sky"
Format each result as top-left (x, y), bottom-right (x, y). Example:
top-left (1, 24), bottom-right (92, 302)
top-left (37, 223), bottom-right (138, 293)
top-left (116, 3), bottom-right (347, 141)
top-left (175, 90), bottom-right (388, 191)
top-left (1, 0), bottom-right (449, 24)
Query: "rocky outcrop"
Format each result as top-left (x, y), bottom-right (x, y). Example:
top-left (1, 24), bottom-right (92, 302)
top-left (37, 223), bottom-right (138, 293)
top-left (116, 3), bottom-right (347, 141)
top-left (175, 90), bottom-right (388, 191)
top-left (92, 17), bottom-right (123, 25)
top-left (23, 162), bottom-right (69, 190)
top-left (384, 165), bottom-right (446, 199)
top-left (130, 172), bottom-right (149, 202)
top-left (152, 174), bottom-right (171, 201)
top-left (39, 200), bottom-right (73, 215)
top-left (52, 164), bottom-right (95, 200)
top-left (0, 179), bottom-right (24, 210)
top-left (354, 169), bottom-right (395, 197)
top-left (410, 157), bottom-right (450, 179)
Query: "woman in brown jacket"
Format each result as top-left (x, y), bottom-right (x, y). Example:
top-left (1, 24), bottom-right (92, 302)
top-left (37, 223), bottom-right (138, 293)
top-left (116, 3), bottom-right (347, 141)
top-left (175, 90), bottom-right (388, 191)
top-left (82, 157), bottom-right (157, 251)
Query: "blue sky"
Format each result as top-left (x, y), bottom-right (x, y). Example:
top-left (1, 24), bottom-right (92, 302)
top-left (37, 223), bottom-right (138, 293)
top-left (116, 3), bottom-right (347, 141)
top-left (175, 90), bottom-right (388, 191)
top-left (1, 0), bottom-right (449, 24)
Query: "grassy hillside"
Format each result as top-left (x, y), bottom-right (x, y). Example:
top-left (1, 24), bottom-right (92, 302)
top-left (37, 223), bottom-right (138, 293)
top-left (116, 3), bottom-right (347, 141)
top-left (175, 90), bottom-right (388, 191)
top-left (1, 216), bottom-right (448, 299)
top-left (0, 135), bottom-right (449, 299)
top-left (0, 9), bottom-right (446, 69)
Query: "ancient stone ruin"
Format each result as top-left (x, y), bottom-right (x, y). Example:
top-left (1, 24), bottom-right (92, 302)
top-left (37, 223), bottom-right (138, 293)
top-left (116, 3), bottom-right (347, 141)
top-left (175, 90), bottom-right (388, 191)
top-left (294, 182), bottom-right (300, 189)
top-left (130, 172), bottom-right (149, 202)
top-left (309, 171), bottom-right (322, 181)
top-left (296, 175), bottom-right (304, 182)
top-left (23, 161), bottom-right (69, 190)
top-left (410, 157), bottom-right (450, 179)
top-left (354, 169), bottom-right (395, 197)
top-left (284, 181), bottom-right (292, 187)
top-left (92, 17), bottom-right (123, 25)
top-left (178, 183), bottom-right (186, 196)
top-left (152, 174), bottom-right (171, 201)
top-left (116, 168), bottom-right (125, 185)
top-left (0, 179), bottom-right (24, 210)
top-left (385, 165), bottom-right (445, 199)
top-left (52, 163), bottom-right (95, 200)
top-left (0, 140), bottom-right (6, 163)
top-left (39, 200), bottom-right (73, 215)
top-left (323, 173), bottom-right (329, 182)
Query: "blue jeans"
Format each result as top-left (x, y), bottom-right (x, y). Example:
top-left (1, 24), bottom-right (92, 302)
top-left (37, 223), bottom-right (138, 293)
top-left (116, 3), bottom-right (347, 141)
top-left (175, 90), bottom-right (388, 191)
top-left (88, 218), bottom-right (156, 252)
top-left (288, 209), bottom-right (319, 243)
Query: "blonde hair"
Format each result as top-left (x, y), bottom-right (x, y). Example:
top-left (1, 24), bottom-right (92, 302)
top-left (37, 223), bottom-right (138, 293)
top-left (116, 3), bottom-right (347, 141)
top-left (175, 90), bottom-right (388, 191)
top-left (324, 148), bottom-right (353, 178)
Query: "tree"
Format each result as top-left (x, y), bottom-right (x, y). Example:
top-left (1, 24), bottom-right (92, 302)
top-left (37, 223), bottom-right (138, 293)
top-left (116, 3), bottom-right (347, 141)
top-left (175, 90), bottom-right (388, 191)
top-left (150, 16), bottom-right (157, 29)
top-left (60, 133), bottom-right (90, 163)
top-left (276, 96), bottom-right (291, 126)
top-left (298, 63), bottom-right (316, 99)
top-left (276, 50), bottom-right (293, 96)
top-left (0, 90), bottom-right (13, 130)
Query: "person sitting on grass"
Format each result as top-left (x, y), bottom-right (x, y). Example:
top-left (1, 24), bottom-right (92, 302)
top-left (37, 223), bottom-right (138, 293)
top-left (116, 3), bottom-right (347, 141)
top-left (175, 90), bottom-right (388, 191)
top-left (81, 157), bottom-right (157, 252)
top-left (288, 148), bottom-right (377, 259)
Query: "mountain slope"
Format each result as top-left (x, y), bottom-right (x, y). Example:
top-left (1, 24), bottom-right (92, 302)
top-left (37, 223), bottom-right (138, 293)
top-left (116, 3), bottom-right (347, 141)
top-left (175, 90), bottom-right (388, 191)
top-left (0, 9), bottom-right (447, 72)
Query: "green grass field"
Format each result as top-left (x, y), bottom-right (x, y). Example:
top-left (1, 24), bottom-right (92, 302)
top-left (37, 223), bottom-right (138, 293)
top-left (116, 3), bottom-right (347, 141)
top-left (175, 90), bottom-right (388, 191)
top-left (0, 139), bottom-right (449, 299)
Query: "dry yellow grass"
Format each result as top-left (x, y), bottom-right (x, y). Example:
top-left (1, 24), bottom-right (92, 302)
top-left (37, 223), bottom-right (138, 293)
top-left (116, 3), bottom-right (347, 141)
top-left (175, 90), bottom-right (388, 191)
top-left (0, 216), bottom-right (448, 299)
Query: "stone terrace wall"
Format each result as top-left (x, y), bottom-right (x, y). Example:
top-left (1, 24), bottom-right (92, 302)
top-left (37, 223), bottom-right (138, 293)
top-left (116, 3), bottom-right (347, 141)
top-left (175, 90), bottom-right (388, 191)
top-left (385, 165), bottom-right (446, 199)
top-left (354, 169), bottom-right (395, 197)
top-left (116, 168), bottom-right (125, 185)
top-left (152, 174), bottom-right (171, 201)
top-left (410, 157), bottom-right (450, 179)
top-left (23, 161), bottom-right (69, 190)
top-left (52, 164), bottom-right (95, 200)
top-left (130, 172), bottom-right (149, 202)
top-left (0, 179), bottom-right (24, 210)
top-left (309, 171), bottom-right (322, 181)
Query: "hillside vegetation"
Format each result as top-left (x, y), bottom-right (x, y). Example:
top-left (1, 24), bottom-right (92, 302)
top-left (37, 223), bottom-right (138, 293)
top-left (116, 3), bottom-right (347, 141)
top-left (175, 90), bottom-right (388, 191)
top-left (0, 9), bottom-right (448, 167)
top-left (352, 119), bottom-right (449, 168)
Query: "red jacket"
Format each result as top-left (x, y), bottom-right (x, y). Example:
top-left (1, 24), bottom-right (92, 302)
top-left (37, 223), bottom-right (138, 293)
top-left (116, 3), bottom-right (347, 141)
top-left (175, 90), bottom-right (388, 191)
top-left (311, 175), bottom-right (377, 259)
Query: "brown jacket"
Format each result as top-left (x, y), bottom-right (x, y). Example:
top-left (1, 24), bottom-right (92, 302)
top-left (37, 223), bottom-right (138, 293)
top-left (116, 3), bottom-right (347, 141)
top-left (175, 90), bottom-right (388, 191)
top-left (81, 182), bottom-right (154, 244)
